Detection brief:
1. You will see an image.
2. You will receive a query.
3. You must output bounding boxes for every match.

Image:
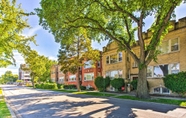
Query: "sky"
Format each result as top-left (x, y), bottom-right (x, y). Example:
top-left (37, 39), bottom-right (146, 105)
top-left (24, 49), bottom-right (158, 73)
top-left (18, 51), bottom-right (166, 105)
top-left (0, 1), bottom-right (186, 76)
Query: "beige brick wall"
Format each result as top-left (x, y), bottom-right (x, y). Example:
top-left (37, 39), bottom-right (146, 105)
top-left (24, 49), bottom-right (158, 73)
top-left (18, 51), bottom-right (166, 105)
top-left (102, 42), bottom-right (128, 79)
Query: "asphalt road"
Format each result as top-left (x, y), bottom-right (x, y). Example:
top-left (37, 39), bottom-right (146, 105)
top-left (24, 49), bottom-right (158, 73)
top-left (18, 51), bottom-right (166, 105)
top-left (1, 85), bottom-right (186, 118)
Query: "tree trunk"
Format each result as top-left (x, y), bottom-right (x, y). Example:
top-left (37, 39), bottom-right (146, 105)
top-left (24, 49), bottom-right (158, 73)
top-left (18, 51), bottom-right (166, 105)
top-left (136, 67), bottom-right (149, 99)
top-left (31, 76), bottom-right (35, 88)
top-left (76, 67), bottom-right (81, 92)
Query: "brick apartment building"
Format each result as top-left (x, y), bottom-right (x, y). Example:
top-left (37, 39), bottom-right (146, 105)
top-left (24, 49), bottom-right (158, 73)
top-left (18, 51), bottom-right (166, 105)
top-left (102, 17), bottom-right (186, 95)
top-left (50, 55), bottom-right (102, 89)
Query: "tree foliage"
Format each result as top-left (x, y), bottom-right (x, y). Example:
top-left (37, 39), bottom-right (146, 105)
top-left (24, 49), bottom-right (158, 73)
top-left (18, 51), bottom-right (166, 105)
top-left (94, 76), bottom-right (110, 91)
top-left (110, 78), bottom-right (124, 91)
top-left (36, 0), bottom-right (183, 98)
top-left (23, 50), bottom-right (56, 86)
top-left (163, 72), bottom-right (186, 96)
top-left (58, 35), bottom-right (100, 91)
top-left (0, 71), bottom-right (18, 84)
top-left (0, 0), bottom-right (35, 67)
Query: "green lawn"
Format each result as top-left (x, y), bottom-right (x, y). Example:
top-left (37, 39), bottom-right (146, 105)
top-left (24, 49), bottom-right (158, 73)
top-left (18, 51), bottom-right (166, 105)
top-left (0, 99), bottom-right (11, 118)
top-left (53, 89), bottom-right (116, 97)
top-left (115, 95), bottom-right (186, 107)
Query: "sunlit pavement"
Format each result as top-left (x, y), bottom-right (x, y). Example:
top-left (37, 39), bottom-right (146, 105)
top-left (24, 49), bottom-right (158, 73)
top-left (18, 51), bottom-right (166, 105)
top-left (1, 85), bottom-right (186, 118)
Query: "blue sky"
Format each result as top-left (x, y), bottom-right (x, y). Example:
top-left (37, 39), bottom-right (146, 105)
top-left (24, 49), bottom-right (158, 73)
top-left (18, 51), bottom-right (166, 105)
top-left (0, 1), bottom-right (186, 76)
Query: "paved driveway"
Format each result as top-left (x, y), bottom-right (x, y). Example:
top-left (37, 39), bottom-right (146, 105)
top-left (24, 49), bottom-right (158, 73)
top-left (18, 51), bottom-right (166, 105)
top-left (1, 85), bottom-right (186, 118)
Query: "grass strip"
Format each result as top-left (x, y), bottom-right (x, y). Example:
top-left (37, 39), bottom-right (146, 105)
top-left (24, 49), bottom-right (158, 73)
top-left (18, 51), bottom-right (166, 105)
top-left (53, 89), bottom-right (116, 97)
top-left (0, 99), bottom-right (11, 118)
top-left (115, 95), bottom-right (186, 107)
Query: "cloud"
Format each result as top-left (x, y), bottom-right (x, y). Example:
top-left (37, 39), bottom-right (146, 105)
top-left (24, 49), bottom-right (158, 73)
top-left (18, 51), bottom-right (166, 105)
top-left (48, 56), bottom-right (58, 61)
top-left (22, 25), bottom-right (42, 37)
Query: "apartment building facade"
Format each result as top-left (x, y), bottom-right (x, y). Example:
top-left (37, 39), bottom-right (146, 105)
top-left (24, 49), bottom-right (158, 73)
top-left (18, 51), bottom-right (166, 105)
top-left (102, 17), bottom-right (186, 95)
top-left (18, 64), bottom-right (31, 82)
top-left (50, 56), bottom-right (102, 89)
top-left (102, 42), bottom-right (129, 91)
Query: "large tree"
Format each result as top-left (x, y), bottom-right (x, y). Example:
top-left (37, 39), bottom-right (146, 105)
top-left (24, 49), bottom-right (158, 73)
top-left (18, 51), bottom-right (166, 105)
top-left (36, 0), bottom-right (183, 98)
top-left (24, 50), bottom-right (56, 87)
top-left (0, 0), bottom-right (35, 67)
top-left (0, 71), bottom-right (18, 84)
top-left (58, 35), bottom-right (100, 91)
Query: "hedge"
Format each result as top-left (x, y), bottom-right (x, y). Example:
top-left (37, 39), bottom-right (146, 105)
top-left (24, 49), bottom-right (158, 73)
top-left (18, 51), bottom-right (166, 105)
top-left (94, 76), bottom-right (110, 91)
top-left (110, 78), bottom-right (124, 91)
top-left (163, 71), bottom-right (186, 96)
top-left (63, 84), bottom-right (77, 89)
top-left (35, 83), bottom-right (57, 89)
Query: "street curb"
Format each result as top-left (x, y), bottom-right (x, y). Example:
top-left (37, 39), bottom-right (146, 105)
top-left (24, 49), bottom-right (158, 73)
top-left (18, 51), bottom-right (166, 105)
top-left (2, 89), bottom-right (22, 118)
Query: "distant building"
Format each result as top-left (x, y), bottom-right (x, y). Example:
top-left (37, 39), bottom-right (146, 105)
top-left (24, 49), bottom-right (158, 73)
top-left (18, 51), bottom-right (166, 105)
top-left (50, 52), bottom-right (102, 89)
top-left (18, 64), bottom-right (31, 82)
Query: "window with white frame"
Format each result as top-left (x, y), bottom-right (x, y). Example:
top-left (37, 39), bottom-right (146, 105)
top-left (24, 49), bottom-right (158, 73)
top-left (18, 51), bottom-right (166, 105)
top-left (110, 54), bottom-right (118, 63)
top-left (59, 77), bottom-right (64, 83)
top-left (132, 61), bottom-right (138, 68)
top-left (154, 87), bottom-right (170, 94)
top-left (106, 70), bottom-right (122, 79)
top-left (106, 52), bottom-right (122, 64)
top-left (170, 63), bottom-right (179, 74)
top-left (84, 73), bottom-right (94, 81)
top-left (171, 38), bottom-right (179, 51)
top-left (147, 63), bottom-right (179, 78)
top-left (158, 38), bottom-right (179, 54)
top-left (84, 60), bottom-right (93, 69)
top-left (69, 75), bottom-right (76, 81)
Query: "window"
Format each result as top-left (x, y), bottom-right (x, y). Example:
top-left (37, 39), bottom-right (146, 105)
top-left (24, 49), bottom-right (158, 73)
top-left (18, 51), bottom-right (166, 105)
top-left (171, 38), bottom-right (179, 51)
top-left (110, 54), bottom-right (118, 64)
top-left (59, 77), bottom-right (64, 83)
top-left (118, 52), bottom-right (122, 61)
top-left (84, 60), bottom-right (93, 69)
top-left (154, 64), bottom-right (168, 77)
top-left (147, 66), bottom-right (153, 77)
top-left (154, 87), bottom-right (170, 94)
top-left (106, 56), bottom-right (109, 64)
top-left (97, 61), bottom-right (101, 67)
top-left (158, 38), bottom-right (179, 54)
top-left (159, 41), bottom-right (169, 54)
top-left (170, 63), bottom-right (179, 74)
top-left (84, 73), bottom-right (94, 81)
top-left (106, 70), bottom-right (122, 79)
top-left (147, 63), bottom-right (179, 78)
top-left (132, 62), bottom-right (138, 68)
top-left (69, 75), bottom-right (76, 81)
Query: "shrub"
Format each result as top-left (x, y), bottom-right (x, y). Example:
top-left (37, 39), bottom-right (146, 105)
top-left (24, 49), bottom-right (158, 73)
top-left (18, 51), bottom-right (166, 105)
top-left (110, 78), bottom-right (124, 91)
top-left (88, 87), bottom-right (95, 91)
top-left (130, 79), bottom-right (149, 91)
top-left (80, 86), bottom-right (86, 90)
top-left (130, 79), bottom-right (138, 90)
top-left (63, 84), bottom-right (77, 89)
top-left (94, 76), bottom-right (110, 91)
top-left (35, 83), bottom-right (57, 89)
top-left (57, 84), bottom-right (63, 89)
top-left (163, 71), bottom-right (186, 96)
